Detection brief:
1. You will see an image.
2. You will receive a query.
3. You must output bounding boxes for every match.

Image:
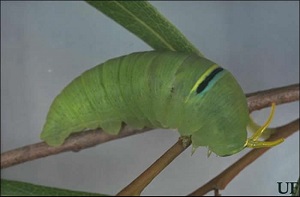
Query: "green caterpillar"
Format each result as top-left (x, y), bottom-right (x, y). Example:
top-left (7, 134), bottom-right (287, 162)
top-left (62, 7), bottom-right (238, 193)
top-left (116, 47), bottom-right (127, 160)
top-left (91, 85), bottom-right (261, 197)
top-left (40, 51), bottom-right (283, 156)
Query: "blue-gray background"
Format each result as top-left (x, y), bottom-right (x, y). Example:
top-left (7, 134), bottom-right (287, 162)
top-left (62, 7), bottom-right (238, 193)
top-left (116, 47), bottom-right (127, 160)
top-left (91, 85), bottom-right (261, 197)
top-left (1, 1), bottom-right (299, 196)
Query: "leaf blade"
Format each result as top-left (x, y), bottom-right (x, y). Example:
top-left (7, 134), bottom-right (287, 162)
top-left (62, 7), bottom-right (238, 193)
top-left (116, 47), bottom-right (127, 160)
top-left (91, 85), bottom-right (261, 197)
top-left (1, 179), bottom-right (106, 196)
top-left (85, 1), bottom-right (204, 57)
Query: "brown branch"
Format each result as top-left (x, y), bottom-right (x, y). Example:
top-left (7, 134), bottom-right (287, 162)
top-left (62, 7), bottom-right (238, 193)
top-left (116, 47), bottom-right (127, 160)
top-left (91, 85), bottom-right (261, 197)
top-left (188, 118), bottom-right (299, 196)
top-left (1, 126), bottom-right (152, 169)
top-left (246, 83), bottom-right (299, 112)
top-left (116, 137), bottom-right (192, 196)
top-left (1, 83), bottom-right (299, 169)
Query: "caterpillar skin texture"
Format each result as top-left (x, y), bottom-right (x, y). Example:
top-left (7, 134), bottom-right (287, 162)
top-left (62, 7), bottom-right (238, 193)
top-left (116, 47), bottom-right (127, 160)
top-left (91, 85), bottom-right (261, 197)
top-left (41, 51), bottom-right (249, 156)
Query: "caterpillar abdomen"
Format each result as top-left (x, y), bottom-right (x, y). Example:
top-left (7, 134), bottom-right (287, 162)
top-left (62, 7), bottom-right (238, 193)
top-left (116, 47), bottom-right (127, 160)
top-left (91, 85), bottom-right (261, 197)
top-left (41, 51), bottom-right (249, 156)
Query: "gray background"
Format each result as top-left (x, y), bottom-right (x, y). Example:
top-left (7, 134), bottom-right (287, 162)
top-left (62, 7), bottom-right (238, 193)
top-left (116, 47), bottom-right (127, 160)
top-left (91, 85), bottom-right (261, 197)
top-left (1, 1), bottom-right (299, 196)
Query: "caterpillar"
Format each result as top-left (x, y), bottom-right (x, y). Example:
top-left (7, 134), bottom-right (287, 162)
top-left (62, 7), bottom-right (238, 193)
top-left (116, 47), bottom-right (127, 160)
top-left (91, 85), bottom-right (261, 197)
top-left (40, 51), bottom-right (283, 156)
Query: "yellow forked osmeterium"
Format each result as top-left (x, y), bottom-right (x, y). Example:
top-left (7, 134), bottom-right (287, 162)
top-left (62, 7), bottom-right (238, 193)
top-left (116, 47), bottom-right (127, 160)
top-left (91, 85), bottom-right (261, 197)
top-left (245, 103), bottom-right (284, 149)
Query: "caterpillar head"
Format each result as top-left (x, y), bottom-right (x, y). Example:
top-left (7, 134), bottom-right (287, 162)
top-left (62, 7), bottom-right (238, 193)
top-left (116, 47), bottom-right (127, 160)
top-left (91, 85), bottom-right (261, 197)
top-left (178, 63), bottom-right (283, 157)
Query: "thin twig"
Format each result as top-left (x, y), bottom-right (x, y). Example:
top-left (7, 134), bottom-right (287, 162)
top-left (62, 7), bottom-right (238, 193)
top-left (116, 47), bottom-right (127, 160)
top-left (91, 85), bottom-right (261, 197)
top-left (214, 189), bottom-right (220, 196)
top-left (1, 126), bottom-right (151, 169)
top-left (1, 84), bottom-right (299, 169)
top-left (188, 118), bottom-right (299, 196)
top-left (246, 83), bottom-right (299, 112)
top-left (116, 137), bottom-right (192, 196)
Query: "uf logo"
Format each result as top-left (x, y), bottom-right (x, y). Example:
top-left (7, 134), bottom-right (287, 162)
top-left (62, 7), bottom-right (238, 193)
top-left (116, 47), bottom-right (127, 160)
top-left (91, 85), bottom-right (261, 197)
top-left (277, 182), bottom-right (298, 195)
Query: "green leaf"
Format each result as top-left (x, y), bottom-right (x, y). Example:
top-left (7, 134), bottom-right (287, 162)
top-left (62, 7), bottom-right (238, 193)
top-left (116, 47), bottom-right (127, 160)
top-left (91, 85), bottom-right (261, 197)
top-left (1, 179), bottom-right (107, 196)
top-left (85, 1), bottom-right (204, 57)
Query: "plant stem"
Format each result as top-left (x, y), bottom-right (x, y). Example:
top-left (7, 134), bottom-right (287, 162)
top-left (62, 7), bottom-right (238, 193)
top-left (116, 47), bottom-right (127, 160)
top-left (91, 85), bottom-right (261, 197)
top-left (116, 136), bottom-right (191, 196)
top-left (1, 126), bottom-right (151, 169)
top-left (246, 83), bottom-right (299, 112)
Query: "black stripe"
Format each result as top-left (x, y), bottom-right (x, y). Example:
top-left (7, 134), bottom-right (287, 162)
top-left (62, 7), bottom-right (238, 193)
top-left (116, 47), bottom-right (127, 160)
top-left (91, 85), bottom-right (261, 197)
top-left (196, 67), bottom-right (224, 94)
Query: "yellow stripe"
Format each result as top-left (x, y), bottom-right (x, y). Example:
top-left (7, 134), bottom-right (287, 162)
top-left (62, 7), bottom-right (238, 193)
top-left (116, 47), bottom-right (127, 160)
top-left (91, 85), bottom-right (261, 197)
top-left (184, 64), bottom-right (219, 103)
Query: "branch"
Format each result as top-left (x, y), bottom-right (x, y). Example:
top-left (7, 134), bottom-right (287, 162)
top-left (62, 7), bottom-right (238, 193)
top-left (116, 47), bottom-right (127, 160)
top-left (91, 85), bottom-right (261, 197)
top-left (1, 84), bottom-right (299, 169)
top-left (116, 137), bottom-right (192, 196)
top-left (188, 118), bottom-right (299, 196)
top-left (246, 83), bottom-right (299, 112)
top-left (1, 126), bottom-right (152, 169)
